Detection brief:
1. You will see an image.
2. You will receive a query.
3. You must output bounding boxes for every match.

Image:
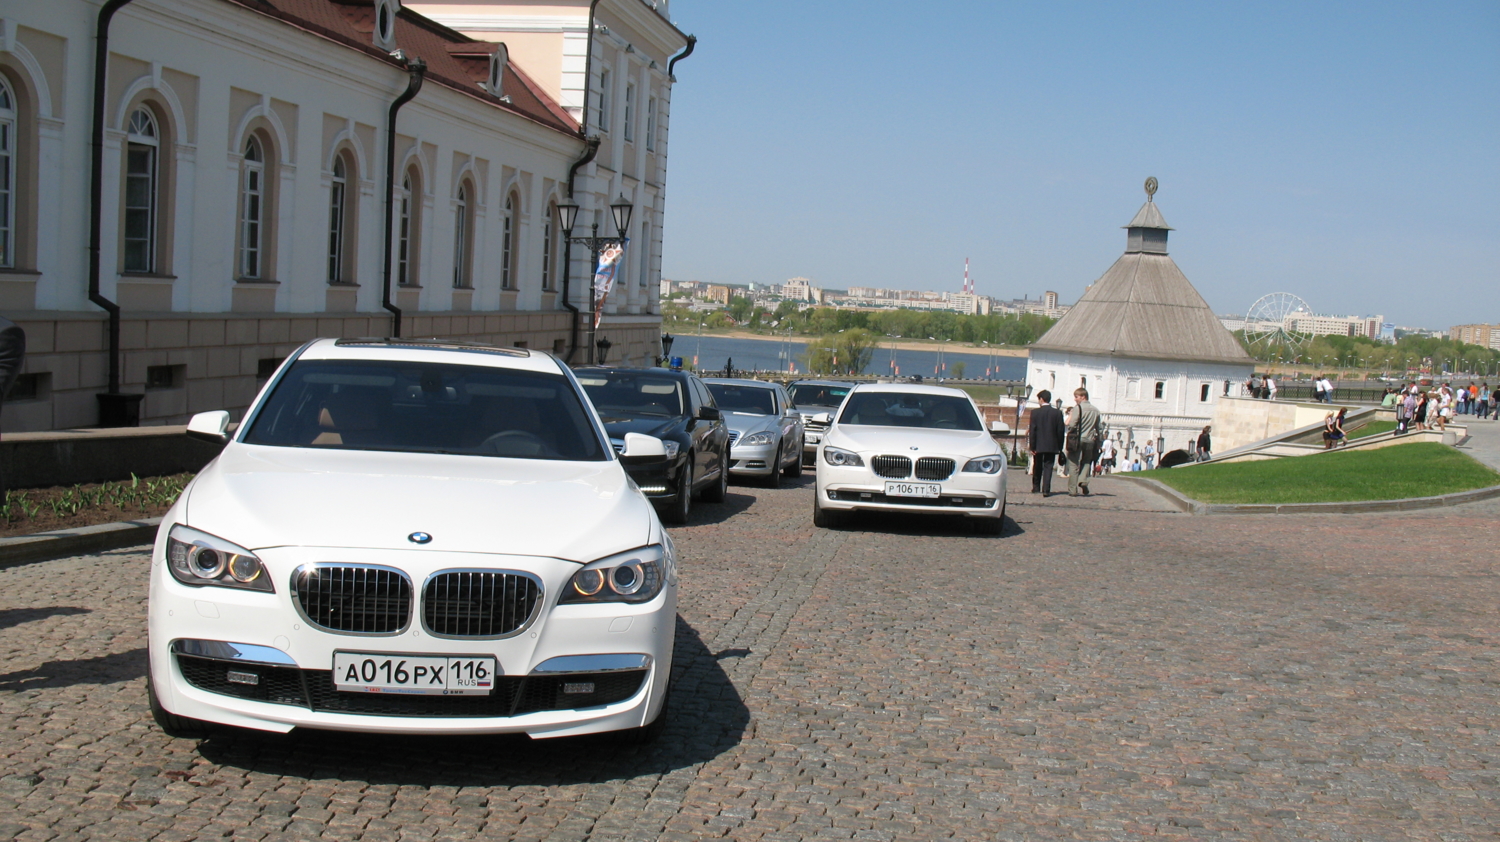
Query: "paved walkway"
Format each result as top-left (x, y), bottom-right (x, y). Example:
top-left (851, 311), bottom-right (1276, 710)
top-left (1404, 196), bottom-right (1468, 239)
top-left (1454, 415), bottom-right (1500, 473)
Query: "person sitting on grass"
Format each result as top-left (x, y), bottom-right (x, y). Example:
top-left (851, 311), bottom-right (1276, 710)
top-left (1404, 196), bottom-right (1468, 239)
top-left (1323, 409), bottom-right (1347, 449)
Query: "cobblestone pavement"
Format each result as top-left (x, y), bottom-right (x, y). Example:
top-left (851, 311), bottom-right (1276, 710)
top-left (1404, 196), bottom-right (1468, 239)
top-left (1, 476), bottom-right (1496, 841)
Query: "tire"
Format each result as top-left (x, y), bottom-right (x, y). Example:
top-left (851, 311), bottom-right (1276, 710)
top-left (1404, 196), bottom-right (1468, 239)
top-left (765, 445), bottom-right (783, 489)
top-left (812, 494), bottom-right (845, 529)
top-left (700, 451), bottom-right (729, 503)
top-left (663, 461), bottom-right (692, 525)
top-left (784, 438), bottom-right (804, 477)
top-left (148, 673), bottom-right (214, 740)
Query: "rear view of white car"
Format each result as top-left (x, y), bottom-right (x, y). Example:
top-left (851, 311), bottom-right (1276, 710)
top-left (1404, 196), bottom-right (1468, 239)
top-left (148, 338), bottom-right (676, 741)
top-left (814, 384), bottom-right (1009, 534)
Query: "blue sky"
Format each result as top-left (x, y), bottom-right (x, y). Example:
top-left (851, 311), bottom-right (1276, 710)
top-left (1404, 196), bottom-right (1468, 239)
top-left (658, 1), bottom-right (1499, 330)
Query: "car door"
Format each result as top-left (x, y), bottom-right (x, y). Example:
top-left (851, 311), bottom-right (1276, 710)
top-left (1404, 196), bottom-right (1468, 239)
top-left (776, 385), bottom-right (802, 465)
top-left (688, 376), bottom-right (722, 481)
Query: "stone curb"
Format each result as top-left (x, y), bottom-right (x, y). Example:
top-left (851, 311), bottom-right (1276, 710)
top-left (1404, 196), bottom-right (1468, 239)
top-left (1121, 477), bottom-right (1500, 516)
top-left (0, 518), bottom-right (161, 569)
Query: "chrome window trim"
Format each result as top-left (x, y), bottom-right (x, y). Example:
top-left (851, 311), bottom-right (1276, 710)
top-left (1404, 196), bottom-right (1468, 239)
top-left (290, 562), bottom-right (414, 637)
top-left (171, 638), bottom-right (299, 667)
top-left (419, 567), bottom-right (546, 640)
top-left (530, 654), bottom-right (652, 675)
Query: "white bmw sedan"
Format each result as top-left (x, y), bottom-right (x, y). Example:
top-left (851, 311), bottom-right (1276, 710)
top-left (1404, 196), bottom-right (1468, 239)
top-left (148, 338), bottom-right (676, 742)
top-left (814, 384), bottom-right (1009, 534)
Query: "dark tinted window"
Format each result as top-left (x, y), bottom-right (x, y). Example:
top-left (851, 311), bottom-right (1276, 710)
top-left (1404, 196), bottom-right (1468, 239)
top-left (707, 384), bottom-right (777, 415)
top-left (577, 371), bottom-right (686, 418)
top-left (837, 392), bottom-right (982, 431)
top-left (790, 383), bottom-right (850, 407)
top-left (243, 359), bottom-right (606, 460)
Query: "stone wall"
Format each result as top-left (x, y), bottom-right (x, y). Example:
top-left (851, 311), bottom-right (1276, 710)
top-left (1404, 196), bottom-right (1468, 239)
top-left (1211, 396), bottom-right (1355, 452)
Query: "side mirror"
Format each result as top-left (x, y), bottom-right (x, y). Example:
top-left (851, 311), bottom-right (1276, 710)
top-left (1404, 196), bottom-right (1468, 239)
top-left (989, 420), bottom-right (1010, 436)
top-left (187, 410), bottom-right (232, 444)
top-left (696, 405), bottom-right (721, 421)
top-left (619, 432), bottom-right (668, 462)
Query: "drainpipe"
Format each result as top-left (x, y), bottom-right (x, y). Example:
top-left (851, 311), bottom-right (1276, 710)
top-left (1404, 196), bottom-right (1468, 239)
top-left (668, 34), bottom-right (696, 80)
top-left (381, 54), bottom-right (426, 339)
top-left (560, 137), bottom-right (600, 364)
top-left (89, 0), bottom-right (138, 425)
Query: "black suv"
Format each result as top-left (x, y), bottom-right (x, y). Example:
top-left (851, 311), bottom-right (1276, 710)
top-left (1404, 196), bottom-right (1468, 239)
top-left (575, 367), bottom-right (731, 524)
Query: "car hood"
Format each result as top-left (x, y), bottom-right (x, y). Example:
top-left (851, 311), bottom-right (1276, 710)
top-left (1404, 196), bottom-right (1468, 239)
top-left (828, 425), bottom-right (1002, 458)
top-left (723, 412), bottom-right (779, 436)
top-left (181, 444), bottom-right (653, 562)
top-left (597, 414), bottom-right (682, 440)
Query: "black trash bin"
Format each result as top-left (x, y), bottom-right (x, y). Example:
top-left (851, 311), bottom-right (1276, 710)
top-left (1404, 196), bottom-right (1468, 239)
top-left (97, 392), bottom-right (145, 428)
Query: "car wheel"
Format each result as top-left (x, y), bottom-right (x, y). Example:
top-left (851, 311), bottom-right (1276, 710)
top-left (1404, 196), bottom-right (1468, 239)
top-left (664, 461), bottom-right (692, 525)
top-left (765, 445), bottom-right (783, 489)
top-left (812, 493), bottom-right (845, 529)
top-left (148, 673), bottom-right (213, 739)
top-left (700, 450), bottom-right (729, 503)
top-left (784, 439), bottom-right (804, 477)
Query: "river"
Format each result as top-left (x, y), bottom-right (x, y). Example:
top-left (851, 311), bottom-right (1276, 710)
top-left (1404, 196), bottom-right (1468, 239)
top-left (671, 334), bottom-right (1027, 380)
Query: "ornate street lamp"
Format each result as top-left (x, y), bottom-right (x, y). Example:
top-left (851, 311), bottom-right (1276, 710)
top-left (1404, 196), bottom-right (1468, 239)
top-left (556, 194), bottom-right (634, 364)
top-left (595, 336), bottom-right (613, 365)
top-left (659, 332), bottom-right (675, 367)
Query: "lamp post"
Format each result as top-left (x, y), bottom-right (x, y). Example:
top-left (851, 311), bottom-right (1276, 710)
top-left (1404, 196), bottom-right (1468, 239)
top-left (555, 194), bottom-right (633, 364)
top-left (595, 336), bottom-right (613, 365)
top-left (659, 332), bottom-right (675, 367)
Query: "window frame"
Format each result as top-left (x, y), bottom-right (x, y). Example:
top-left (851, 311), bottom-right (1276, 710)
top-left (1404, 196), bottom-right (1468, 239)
top-left (501, 192), bottom-right (515, 290)
top-left (327, 152), bottom-right (352, 283)
top-left (397, 167), bottom-right (422, 287)
top-left (598, 69), bottom-right (611, 131)
top-left (644, 95), bottom-right (657, 152)
top-left (123, 107), bottom-right (160, 274)
top-left (452, 181), bottom-right (472, 289)
top-left (238, 135), bottom-right (266, 280)
top-left (0, 77), bottom-right (14, 269)
top-left (623, 82), bottom-right (635, 142)
top-left (541, 201), bottom-right (555, 291)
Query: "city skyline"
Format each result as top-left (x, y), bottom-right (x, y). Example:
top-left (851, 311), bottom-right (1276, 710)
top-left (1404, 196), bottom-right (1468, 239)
top-left (660, 0), bottom-right (1498, 332)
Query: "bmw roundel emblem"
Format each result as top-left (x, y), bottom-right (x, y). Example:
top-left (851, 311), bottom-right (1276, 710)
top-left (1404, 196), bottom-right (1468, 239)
top-left (408, 532), bottom-right (433, 545)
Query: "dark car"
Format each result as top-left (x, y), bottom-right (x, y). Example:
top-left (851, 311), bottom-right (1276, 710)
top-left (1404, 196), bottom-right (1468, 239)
top-left (575, 367), bottom-right (731, 524)
top-left (787, 379), bottom-right (856, 464)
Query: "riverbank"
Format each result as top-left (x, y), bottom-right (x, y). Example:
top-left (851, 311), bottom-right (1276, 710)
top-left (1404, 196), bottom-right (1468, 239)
top-left (702, 329), bottom-right (1030, 356)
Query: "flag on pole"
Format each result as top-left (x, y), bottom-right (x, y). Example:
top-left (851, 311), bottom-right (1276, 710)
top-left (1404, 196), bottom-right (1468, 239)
top-left (591, 239), bottom-right (630, 329)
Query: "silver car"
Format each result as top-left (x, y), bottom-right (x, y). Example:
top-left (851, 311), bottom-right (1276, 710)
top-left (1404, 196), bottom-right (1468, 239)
top-left (787, 379), bottom-right (855, 465)
top-left (703, 379), bottom-right (805, 488)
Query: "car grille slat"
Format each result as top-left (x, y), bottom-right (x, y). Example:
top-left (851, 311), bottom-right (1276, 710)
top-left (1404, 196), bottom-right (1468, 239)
top-left (915, 457), bottom-right (956, 481)
top-left (727, 430), bottom-right (741, 447)
top-left (422, 570), bottom-right (542, 638)
top-left (872, 455), bottom-right (912, 478)
top-left (295, 564), bottom-right (412, 635)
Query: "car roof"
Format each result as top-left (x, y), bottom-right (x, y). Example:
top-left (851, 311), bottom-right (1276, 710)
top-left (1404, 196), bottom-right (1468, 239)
top-left (791, 379), bottom-right (855, 387)
top-left (575, 366), bottom-right (697, 380)
top-left (298, 337), bottom-right (565, 375)
top-left (702, 378), bottom-right (779, 389)
top-left (848, 383), bottom-right (975, 399)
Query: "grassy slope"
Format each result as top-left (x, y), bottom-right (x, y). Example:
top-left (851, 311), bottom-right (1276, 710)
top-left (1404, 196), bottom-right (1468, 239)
top-left (1348, 420), bottom-right (1397, 440)
top-left (1137, 442), bottom-right (1500, 504)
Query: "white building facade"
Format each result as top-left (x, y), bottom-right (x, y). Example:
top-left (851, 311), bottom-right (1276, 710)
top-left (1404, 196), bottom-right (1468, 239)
top-left (0, 0), bottom-right (689, 431)
top-left (1026, 186), bottom-right (1255, 457)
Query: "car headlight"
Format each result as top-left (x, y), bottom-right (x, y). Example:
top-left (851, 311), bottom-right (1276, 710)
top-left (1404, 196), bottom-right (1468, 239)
top-left (962, 456), bottom-right (1005, 474)
top-left (166, 525), bottom-right (274, 592)
top-left (662, 440), bottom-right (680, 459)
top-left (560, 544), bottom-right (667, 605)
top-left (740, 431), bottom-right (776, 446)
top-left (823, 446), bottom-right (864, 467)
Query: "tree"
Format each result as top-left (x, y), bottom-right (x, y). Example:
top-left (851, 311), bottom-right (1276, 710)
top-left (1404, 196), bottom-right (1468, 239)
top-left (951, 361), bottom-right (966, 380)
top-left (727, 295), bottom-right (753, 324)
top-left (799, 328), bottom-right (879, 375)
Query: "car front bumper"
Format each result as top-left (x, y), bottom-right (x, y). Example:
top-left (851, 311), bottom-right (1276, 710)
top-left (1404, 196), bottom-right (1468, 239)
top-left (816, 462), bottom-right (1005, 518)
top-left (147, 540), bottom-right (675, 738)
top-left (727, 441), bottom-right (779, 476)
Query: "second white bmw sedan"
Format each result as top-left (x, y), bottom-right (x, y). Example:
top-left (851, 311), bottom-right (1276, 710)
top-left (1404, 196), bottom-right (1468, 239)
top-left (814, 384), bottom-right (1009, 534)
top-left (147, 338), bottom-right (676, 742)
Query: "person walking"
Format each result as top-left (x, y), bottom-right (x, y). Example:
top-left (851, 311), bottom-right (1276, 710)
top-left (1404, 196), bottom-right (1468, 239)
top-left (1196, 425), bottom-right (1212, 461)
top-left (1065, 388), bottom-right (1101, 497)
top-left (1313, 374), bottom-right (1327, 403)
top-left (1319, 375), bottom-right (1335, 404)
top-left (1265, 375), bottom-right (1278, 401)
top-left (1322, 409), bottom-right (1347, 448)
top-left (1098, 436), bottom-right (1117, 475)
top-left (1027, 390), bottom-right (1066, 497)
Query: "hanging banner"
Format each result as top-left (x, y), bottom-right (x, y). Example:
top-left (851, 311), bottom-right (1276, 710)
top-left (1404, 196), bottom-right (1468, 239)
top-left (592, 239), bottom-right (629, 329)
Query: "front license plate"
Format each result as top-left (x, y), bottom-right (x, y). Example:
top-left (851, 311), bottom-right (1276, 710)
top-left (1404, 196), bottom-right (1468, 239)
top-left (806, 433), bottom-right (822, 443)
top-left (885, 481), bottom-right (941, 498)
top-left (332, 652), bottom-right (497, 696)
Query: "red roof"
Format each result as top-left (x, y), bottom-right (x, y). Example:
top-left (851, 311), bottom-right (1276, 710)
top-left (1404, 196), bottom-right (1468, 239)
top-left (221, 0), bottom-right (581, 136)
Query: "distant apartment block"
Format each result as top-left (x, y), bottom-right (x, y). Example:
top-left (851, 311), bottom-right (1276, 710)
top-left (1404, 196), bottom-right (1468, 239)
top-left (1285, 314), bottom-right (1384, 339)
top-left (1450, 323), bottom-right (1500, 350)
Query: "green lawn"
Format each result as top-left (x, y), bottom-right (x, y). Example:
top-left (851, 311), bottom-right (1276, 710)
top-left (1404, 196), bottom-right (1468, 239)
top-left (1136, 442), bottom-right (1500, 504)
top-left (952, 384), bottom-right (1008, 403)
top-left (1347, 420), bottom-right (1397, 440)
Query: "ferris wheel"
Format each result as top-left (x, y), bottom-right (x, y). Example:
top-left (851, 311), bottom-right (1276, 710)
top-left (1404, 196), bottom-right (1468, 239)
top-left (1244, 292), bottom-right (1312, 348)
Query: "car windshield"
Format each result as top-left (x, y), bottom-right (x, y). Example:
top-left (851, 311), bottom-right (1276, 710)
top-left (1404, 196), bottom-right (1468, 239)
top-left (577, 372), bottom-right (686, 418)
top-left (837, 392), bottom-right (982, 431)
top-left (789, 383), bottom-right (850, 408)
top-left (242, 359), bottom-right (607, 460)
top-left (707, 384), bottom-right (776, 415)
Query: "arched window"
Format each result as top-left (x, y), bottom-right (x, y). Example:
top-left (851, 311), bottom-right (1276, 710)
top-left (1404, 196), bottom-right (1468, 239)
top-left (0, 77), bottom-right (15, 269)
top-left (239, 135), bottom-right (265, 279)
top-left (328, 152), bottom-right (353, 283)
top-left (123, 108), bottom-right (159, 273)
top-left (645, 95), bottom-right (657, 152)
top-left (501, 193), bottom-right (515, 290)
top-left (452, 182), bottom-right (471, 289)
top-left (541, 201), bottom-right (555, 291)
top-left (398, 167), bottom-right (421, 286)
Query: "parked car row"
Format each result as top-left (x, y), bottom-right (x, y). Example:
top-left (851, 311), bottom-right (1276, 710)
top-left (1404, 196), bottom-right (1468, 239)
top-left (148, 339), bottom-right (1008, 745)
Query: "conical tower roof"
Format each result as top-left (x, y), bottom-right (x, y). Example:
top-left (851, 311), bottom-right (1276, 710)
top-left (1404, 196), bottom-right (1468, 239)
top-left (1030, 182), bottom-right (1253, 366)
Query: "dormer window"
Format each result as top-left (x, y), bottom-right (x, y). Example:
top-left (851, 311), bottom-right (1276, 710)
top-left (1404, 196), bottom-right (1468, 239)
top-left (374, 0), bottom-right (400, 50)
top-left (489, 43), bottom-right (508, 96)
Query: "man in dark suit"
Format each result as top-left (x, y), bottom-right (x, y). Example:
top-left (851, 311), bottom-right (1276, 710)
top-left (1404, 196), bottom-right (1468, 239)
top-left (1027, 389), bottom-right (1066, 497)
